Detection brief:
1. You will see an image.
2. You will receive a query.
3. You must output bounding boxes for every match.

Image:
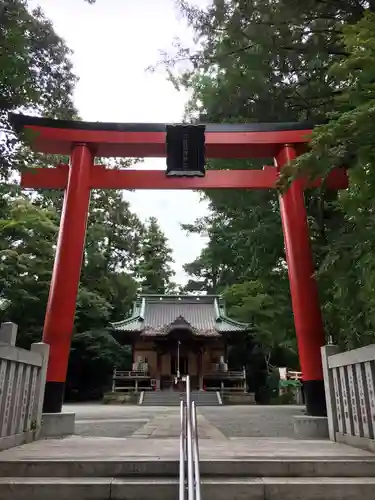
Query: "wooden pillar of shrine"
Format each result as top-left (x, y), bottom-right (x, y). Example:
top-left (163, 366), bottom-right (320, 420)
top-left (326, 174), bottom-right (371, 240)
top-left (198, 348), bottom-right (204, 390)
top-left (156, 349), bottom-right (162, 390)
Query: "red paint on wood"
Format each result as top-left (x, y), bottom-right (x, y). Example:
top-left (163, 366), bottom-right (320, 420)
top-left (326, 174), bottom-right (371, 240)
top-left (42, 145), bottom-right (93, 383)
top-left (21, 166), bottom-right (348, 191)
top-left (22, 124), bottom-right (313, 158)
top-left (276, 146), bottom-right (325, 382)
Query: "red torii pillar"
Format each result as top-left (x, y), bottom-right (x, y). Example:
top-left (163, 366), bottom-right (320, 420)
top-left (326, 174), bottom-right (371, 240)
top-left (12, 114), bottom-right (348, 416)
top-left (41, 144), bottom-right (94, 412)
top-left (276, 145), bottom-right (326, 416)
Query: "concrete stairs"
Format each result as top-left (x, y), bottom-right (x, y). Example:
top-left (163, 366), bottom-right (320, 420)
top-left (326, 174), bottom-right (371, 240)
top-left (141, 389), bottom-right (220, 406)
top-left (0, 456), bottom-right (375, 499)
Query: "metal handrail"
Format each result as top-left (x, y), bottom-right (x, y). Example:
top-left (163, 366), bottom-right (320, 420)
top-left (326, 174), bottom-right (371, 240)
top-left (191, 400), bottom-right (201, 500)
top-left (186, 375), bottom-right (194, 500)
top-left (179, 400), bottom-right (185, 500)
top-left (179, 375), bottom-right (202, 500)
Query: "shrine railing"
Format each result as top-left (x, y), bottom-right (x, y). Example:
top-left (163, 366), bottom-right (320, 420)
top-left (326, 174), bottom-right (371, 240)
top-left (0, 322), bottom-right (49, 451)
top-left (203, 369), bottom-right (245, 379)
top-left (322, 343), bottom-right (375, 452)
top-left (111, 368), bottom-right (152, 393)
top-left (113, 369), bottom-right (150, 379)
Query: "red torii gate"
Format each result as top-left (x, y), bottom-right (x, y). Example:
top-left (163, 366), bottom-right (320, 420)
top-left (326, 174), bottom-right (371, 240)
top-left (10, 114), bottom-right (348, 417)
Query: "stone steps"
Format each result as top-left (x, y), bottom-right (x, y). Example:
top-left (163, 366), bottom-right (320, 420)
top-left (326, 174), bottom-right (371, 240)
top-left (1, 457), bottom-right (375, 477)
top-left (141, 390), bottom-right (220, 406)
top-left (0, 476), bottom-right (375, 500)
top-left (1, 444), bottom-right (374, 500)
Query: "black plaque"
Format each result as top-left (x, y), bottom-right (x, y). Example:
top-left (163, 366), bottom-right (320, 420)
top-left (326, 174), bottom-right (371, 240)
top-left (166, 124), bottom-right (206, 177)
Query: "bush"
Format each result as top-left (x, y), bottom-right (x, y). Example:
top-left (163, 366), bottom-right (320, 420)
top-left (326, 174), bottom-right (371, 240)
top-left (65, 329), bottom-right (131, 401)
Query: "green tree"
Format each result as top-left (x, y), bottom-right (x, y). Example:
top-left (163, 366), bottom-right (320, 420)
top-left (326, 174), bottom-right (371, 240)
top-left (173, 0), bottom-right (375, 357)
top-left (82, 189), bottom-right (143, 321)
top-left (0, 187), bottom-right (58, 343)
top-left (66, 329), bottom-right (131, 402)
top-left (137, 216), bottom-right (175, 294)
top-left (166, 0), bottom-right (372, 366)
top-left (0, 1), bottom-right (176, 401)
top-left (224, 280), bottom-right (297, 369)
top-left (281, 11), bottom-right (375, 348)
top-left (1, 0), bottom-right (78, 176)
top-left (0, 187), bottom-right (124, 342)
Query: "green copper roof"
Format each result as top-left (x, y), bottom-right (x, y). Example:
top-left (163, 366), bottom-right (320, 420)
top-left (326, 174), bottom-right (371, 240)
top-left (111, 294), bottom-right (249, 337)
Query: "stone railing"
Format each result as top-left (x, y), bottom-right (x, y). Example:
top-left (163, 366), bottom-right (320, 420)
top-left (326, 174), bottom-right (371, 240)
top-left (322, 343), bottom-right (375, 451)
top-left (0, 322), bottom-right (49, 451)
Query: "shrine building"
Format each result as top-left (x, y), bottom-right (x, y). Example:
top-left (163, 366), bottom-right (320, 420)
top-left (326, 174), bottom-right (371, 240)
top-left (110, 294), bottom-right (249, 392)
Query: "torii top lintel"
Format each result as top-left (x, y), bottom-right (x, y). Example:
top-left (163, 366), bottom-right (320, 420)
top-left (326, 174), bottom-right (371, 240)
top-left (9, 113), bottom-right (315, 158)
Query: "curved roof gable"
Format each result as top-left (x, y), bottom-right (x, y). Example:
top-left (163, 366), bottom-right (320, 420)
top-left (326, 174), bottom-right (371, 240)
top-left (110, 294), bottom-right (249, 337)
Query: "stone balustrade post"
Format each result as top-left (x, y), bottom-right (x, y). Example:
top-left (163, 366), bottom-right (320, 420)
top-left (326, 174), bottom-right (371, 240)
top-left (0, 322), bottom-right (18, 346)
top-left (30, 342), bottom-right (50, 437)
top-left (321, 344), bottom-right (341, 441)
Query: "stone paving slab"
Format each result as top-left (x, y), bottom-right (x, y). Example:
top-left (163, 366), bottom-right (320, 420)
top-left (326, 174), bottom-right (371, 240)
top-left (75, 418), bottom-right (149, 424)
top-left (0, 436), bottom-right (373, 461)
top-left (69, 404), bottom-right (305, 439)
top-left (0, 404), bottom-right (373, 466)
top-left (131, 412), bottom-right (227, 439)
top-left (77, 421), bottom-right (147, 438)
top-left (199, 405), bottom-right (305, 438)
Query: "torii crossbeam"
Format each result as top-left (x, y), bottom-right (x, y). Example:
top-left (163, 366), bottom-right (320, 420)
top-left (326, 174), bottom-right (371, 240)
top-left (10, 113), bottom-right (348, 417)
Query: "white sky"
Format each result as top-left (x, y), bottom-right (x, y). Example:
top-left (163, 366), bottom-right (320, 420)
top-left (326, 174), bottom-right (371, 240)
top-left (28, 0), bottom-right (210, 283)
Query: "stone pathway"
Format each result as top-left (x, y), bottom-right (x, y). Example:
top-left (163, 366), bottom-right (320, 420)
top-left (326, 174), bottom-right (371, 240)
top-left (131, 412), bottom-right (227, 440)
top-left (70, 404), bottom-right (304, 439)
top-left (200, 405), bottom-right (305, 437)
top-left (0, 403), bottom-right (373, 465)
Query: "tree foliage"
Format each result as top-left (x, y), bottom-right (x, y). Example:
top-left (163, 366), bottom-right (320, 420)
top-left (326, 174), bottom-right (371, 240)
top-left (1, 0), bottom-right (78, 176)
top-left (0, 187), bottom-right (58, 341)
top-left (282, 11), bottom-right (375, 348)
top-left (0, 185), bottom-right (174, 399)
top-left (137, 216), bottom-right (175, 294)
top-left (169, 0), bottom-right (375, 385)
top-left (0, 2), bottom-right (175, 399)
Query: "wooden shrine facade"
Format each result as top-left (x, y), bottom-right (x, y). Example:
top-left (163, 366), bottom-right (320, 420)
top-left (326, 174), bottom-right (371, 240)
top-left (110, 295), bottom-right (248, 392)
